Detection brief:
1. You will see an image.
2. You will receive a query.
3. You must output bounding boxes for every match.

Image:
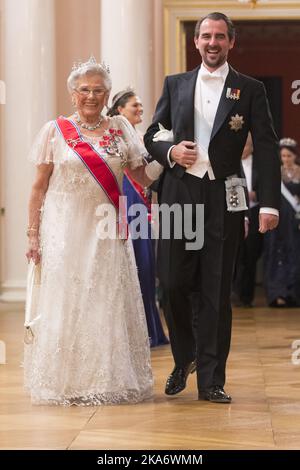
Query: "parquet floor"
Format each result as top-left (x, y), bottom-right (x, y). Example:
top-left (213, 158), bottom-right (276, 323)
top-left (0, 302), bottom-right (300, 450)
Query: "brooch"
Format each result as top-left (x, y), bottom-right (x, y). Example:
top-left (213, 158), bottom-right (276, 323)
top-left (226, 88), bottom-right (240, 100)
top-left (99, 128), bottom-right (127, 167)
top-left (229, 114), bottom-right (245, 132)
top-left (66, 137), bottom-right (81, 149)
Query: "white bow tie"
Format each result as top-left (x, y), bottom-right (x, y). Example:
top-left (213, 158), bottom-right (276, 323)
top-left (200, 70), bottom-right (223, 81)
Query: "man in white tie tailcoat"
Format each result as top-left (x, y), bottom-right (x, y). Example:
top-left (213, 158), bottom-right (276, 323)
top-left (144, 12), bottom-right (280, 403)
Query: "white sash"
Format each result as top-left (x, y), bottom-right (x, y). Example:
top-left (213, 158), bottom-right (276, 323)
top-left (281, 181), bottom-right (300, 213)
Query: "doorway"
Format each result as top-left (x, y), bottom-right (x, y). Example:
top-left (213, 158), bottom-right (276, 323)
top-left (184, 20), bottom-right (300, 142)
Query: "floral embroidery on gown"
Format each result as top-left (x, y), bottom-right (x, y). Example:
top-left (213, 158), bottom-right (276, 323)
top-left (24, 116), bottom-right (153, 405)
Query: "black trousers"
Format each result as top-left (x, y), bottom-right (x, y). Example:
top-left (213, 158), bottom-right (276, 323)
top-left (233, 205), bottom-right (263, 304)
top-left (160, 173), bottom-right (244, 391)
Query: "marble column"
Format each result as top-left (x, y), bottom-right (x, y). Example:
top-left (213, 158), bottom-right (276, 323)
top-left (100, 0), bottom-right (156, 132)
top-left (153, 0), bottom-right (164, 103)
top-left (0, 0), bottom-right (56, 301)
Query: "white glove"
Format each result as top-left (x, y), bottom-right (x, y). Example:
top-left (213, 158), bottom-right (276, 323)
top-left (152, 123), bottom-right (174, 142)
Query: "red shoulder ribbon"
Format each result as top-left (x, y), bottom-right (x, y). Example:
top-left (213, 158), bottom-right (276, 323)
top-left (55, 117), bottom-right (128, 238)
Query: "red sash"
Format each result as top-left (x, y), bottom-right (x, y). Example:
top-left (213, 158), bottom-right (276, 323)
top-left (55, 117), bottom-right (127, 238)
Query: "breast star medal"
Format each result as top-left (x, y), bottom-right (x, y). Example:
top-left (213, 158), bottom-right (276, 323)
top-left (229, 114), bottom-right (244, 132)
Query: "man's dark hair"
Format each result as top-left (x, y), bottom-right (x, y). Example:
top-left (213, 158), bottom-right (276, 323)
top-left (194, 12), bottom-right (236, 41)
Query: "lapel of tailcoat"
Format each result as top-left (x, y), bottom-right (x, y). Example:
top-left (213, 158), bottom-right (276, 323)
top-left (210, 66), bottom-right (242, 142)
top-left (178, 67), bottom-right (199, 141)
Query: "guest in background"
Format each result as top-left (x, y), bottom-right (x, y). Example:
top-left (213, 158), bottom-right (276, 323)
top-left (264, 138), bottom-right (300, 307)
top-left (233, 133), bottom-right (263, 307)
top-left (107, 89), bottom-right (168, 347)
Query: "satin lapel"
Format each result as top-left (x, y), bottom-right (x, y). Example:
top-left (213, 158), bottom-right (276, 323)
top-left (178, 67), bottom-right (199, 141)
top-left (210, 66), bottom-right (242, 142)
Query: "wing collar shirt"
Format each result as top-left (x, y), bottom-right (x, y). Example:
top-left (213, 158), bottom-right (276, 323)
top-left (186, 61), bottom-right (229, 179)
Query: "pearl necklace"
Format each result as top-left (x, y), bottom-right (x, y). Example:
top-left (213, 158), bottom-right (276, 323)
top-left (74, 112), bottom-right (104, 131)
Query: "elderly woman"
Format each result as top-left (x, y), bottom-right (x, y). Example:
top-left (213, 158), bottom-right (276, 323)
top-left (24, 57), bottom-right (160, 405)
top-left (107, 89), bottom-right (168, 348)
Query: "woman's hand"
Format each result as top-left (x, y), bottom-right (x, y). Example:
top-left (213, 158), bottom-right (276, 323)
top-left (26, 163), bottom-right (53, 265)
top-left (26, 235), bottom-right (41, 265)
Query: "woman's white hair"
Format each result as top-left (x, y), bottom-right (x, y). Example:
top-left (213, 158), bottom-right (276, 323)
top-left (67, 57), bottom-right (112, 93)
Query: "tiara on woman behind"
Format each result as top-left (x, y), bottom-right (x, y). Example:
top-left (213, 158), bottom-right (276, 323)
top-left (72, 56), bottom-right (110, 74)
top-left (112, 87), bottom-right (135, 106)
top-left (279, 137), bottom-right (297, 147)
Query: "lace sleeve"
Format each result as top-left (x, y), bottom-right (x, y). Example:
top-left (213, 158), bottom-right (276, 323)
top-left (114, 115), bottom-right (147, 170)
top-left (28, 121), bottom-right (56, 165)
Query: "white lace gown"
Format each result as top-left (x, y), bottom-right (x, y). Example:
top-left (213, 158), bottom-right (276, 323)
top-left (24, 116), bottom-right (153, 405)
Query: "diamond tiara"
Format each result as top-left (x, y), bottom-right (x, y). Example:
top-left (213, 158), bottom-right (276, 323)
top-left (71, 56), bottom-right (110, 74)
top-left (112, 87), bottom-right (135, 106)
top-left (279, 137), bottom-right (297, 148)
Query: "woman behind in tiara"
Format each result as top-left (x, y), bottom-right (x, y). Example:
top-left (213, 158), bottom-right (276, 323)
top-left (107, 89), bottom-right (169, 347)
top-left (264, 138), bottom-right (300, 307)
top-left (24, 57), bottom-right (162, 405)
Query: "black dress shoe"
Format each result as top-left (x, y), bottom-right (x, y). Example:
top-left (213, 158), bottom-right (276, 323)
top-left (165, 360), bottom-right (196, 395)
top-left (198, 385), bottom-right (232, 403)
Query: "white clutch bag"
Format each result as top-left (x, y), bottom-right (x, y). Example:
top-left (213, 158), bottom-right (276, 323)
top-left (24, 260), bottom-right (41, 344)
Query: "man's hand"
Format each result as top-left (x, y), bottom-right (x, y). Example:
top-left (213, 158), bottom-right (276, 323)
top-left (259, 213), bottom-right (279, 233)
top-left (170, 141), bottom-right (197, 168)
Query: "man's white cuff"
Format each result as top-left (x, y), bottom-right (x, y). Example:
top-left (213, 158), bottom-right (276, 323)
top-left (167, 145), bottom-right (176, 168)
top-left (259, 207), bottom-right (279, 217)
